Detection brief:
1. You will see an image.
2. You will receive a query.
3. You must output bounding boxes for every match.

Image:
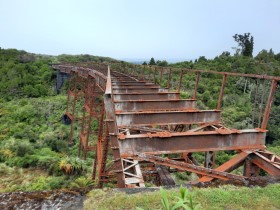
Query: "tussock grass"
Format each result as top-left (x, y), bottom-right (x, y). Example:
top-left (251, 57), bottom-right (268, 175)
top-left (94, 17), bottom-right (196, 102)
top-left (84, 184), bottom-right (280, 210)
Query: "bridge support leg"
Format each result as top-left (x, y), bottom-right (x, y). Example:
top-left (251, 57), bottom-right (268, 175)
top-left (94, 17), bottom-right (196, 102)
top-left (204, 151), bottom-right (215, 169)
top-left (243, 159), bottom-right (260, 177)
top-left (79, 77), bottom-right (102, 159)
top-left (56, 70), bottom-right (70, 93)
top-left (65, 74), bottom-right (79, 145)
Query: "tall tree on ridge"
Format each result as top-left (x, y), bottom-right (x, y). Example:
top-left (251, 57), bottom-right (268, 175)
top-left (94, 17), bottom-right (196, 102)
top-left (233, 33), bottom-right (254, 57)
top-left (149, 57), bottom-right (156, 65)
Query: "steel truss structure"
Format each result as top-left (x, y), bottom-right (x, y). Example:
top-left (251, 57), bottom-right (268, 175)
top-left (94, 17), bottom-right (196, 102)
top-left (52, 63), bottom-right (280, 188)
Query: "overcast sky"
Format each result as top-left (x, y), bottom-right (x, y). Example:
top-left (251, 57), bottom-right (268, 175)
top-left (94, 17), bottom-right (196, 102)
top-left (1, 0), bottom-right (280, 61)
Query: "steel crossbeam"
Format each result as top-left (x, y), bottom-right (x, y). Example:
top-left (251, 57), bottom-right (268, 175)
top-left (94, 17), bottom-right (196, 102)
top-left (116, 110), bottom-right (221, 127)
top-left (118, 130), bottom-right (265, 155)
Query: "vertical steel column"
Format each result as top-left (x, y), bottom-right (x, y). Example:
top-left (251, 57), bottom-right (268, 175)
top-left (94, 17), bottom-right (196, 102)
top-left (261, 80), bottom-right (278, 129)
top-left (66, 73), bottom-right (79, 145)
top-left (217, 74), bottom-right (227, 110)
top-left (79, 77), bottom-right (100, 159)
top-left (153, 67), bottom-right (157, 84)
top-left (258, 79), bottom-right (266, 127)
top-left (193, 72), bottom-right (201, 100)
top-left (243, 159), bottom-right (260, 177)
top-left (167, 68), bottom-right (172, 89)
top-left (204, 151), bottom-right (215, 169)
top-left (159, 68), bottom-right (163, 86)
top-left (177, 68), bottom-right (184, 93)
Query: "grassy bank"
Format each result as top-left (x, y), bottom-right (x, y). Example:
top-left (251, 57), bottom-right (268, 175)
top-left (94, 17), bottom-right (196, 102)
top-left (84, 184), bottom-right (280, 210)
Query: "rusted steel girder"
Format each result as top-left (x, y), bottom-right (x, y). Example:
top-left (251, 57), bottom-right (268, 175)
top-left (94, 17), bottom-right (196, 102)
top-left (261, 80), bottom-right (278, 129)
top-left (113, 87), bottom-right (167, 93)
top-left (217, 74), bottom-right (227, 110)
top-left (249, 151), bottom-right (280, 175)
top-left (116, 110), bottom-right (221, 127)
top-left (112, 81), bottom-right (148, 85)
top-left (118, 130), bottom-right (266, 155)
top-left (112, 84), bottom-right (157, 88)
top-left (135, 153), bottom-right (247, 182)
top-left (113, 92), bottom-right (180, 100)
top-left (114, 99), bottom-right (196, 112)
top-left (103, 67), bottom-right (126, 188)
top-left (199, 151), bottom-right (250, 182)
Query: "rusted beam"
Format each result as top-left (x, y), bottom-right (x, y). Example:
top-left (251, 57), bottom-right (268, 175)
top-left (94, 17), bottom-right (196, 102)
top-left (167, 68), bottom-right (172, 89)
top-left (217, 74), bottom-right (227, 110)
top-left (186, 68), bottom-right (280, 81)
top-left (113, 92), bottom-right (180, 100)
top-left (112, 81), bottom-right (148, 85)
top-left (243, 159), bottom-right (260, 177)
top-left (193, 72), bottom-right (201, 100)
top-left (103, 67), bottom-right (126, 188)
top-left (199, 151), bottom-right (250, 182)
top-left (113, 87), bottom-right (167, 94)
top-left (249, 152), bottom-right (280, 175)
top-left (159, 68), bottom-right (163, 85)
top-left (261, 80), bottom-right (278, 129)
top-left (113, 84), bottom-right (159, 88)
top-left (118, 130), bottom-right (266, 155)
top-left (114, 99), bottom-right (196, 112)
top-left (116, 110), bottom-right (221, 127)
top-left (177, 68), bottom-right (184, 93)
top-left (135, 153), bottom-right (247, 181)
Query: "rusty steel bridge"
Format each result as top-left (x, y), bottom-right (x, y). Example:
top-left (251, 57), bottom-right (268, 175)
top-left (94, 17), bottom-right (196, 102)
top-left (52, 63), bottom-right (280, 188)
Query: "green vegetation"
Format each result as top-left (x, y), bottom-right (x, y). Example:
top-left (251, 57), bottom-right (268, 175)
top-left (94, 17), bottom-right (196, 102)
top-left (157, 186), bottom-right (200, 210)
top-left (0, 48), bottom-right (115, 192)
top-left (84, 184), bottom-right (280, 210)
top-left (0, 95), bottom-right (94, 192)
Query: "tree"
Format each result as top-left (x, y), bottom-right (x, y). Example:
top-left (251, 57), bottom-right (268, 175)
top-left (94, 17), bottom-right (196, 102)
top-left (256, 49), bottom-right (274, 61)
top-left (142, 61), bottom-right (147, 65)
top-left (220, 51), bottom-right (231, 57)
top-left (157, 60), bottom-right (168, 67)
top-left (233, 33), bottom-right (254, 57)
top-left (198, 56), bottom-right (207, 62)
top-left (275, 53), bottom-right (280, 61)
top-left (148, 57), bottom-right (156, 65)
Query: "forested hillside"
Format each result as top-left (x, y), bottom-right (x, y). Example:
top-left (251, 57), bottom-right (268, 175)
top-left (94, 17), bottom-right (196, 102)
top-left (0, 48), bottom-right (116, 192)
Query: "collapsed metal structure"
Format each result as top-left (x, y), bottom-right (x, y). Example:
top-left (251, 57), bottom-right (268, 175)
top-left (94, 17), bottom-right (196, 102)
top-left (52, 63), bottom-right (280, 188)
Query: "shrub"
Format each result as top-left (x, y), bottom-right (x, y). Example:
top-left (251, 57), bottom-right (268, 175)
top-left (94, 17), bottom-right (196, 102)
top-left (0, 149), bottom-right (15, 161)
top-left (14, 140), bottom-right (34, 157)
top-left (70, 176), bottom-right (94, 188)
top-left (59, 157), bottom-right (86, 176)
top-left (48, 176), bottom-right (66, 189)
